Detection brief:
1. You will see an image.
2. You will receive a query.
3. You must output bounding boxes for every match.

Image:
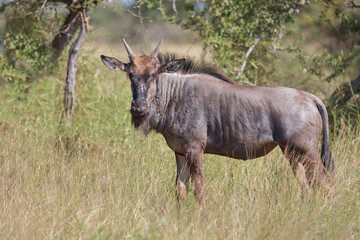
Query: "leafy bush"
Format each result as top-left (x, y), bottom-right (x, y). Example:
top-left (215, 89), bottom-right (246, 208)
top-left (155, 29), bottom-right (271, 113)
top-left (0, 0), bottom-right (60, 94)
top-left (3, 33), bottom-right (50, 72)
top-left (0, 33), bottom-right (52, 94)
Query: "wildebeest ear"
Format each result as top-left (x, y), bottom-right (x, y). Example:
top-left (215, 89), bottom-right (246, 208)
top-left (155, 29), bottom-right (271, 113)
top-left (158, 58), bottom-right (185, 74)
top-left (100, 55), bottom-right (126, 71)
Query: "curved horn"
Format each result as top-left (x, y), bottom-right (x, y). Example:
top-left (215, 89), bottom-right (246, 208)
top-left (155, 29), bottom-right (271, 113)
top-left (152, 38), bottom-right (163, 57)
top-left (122, 38), bottom-right (134, 56)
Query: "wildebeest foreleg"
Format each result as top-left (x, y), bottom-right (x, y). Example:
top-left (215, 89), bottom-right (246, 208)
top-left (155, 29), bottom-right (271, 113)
top-left (185, 146), bottom-right (206, 204)
top-left (175, 152), bottom-right (190, 201)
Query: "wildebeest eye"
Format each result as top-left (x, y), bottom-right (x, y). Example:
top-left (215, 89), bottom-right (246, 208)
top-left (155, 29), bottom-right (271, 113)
top-left (129, 73), bottom-right (133, 78)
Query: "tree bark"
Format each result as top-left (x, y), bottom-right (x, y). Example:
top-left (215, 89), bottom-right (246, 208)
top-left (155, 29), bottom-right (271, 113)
top-left (51, 8), bottom-right (81, 63)
top-left (49, 0), bottom-right (98, 63)
top-left (62, 10), bottom-right (90, 121)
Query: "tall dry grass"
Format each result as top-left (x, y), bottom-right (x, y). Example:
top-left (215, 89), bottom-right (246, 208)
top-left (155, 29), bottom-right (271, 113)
top-left (0, 42), bottom-right (360, 239)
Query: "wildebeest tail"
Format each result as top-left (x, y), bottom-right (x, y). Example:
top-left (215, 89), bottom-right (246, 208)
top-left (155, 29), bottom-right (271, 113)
top-left (316, 103), bottom-right (334, 173)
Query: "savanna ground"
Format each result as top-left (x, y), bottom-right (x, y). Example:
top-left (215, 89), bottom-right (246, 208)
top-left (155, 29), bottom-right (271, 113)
top-left (1, 16), bottom-right (360, 239)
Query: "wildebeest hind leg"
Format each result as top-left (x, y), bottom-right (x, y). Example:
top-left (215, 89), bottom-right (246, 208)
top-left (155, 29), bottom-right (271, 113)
top-left (300, 153), bottom-right (330, 191)
top-left (293, 161), bottom-right (310, 193)
top-left (281, 146), bottom-right (328, 193)
top-left (175, 152), bottom-right (190, 201)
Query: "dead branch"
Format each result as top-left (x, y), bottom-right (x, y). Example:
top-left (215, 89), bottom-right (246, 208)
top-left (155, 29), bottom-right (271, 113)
top-left (236, 36), bottom-right (261, 79)
top-left (171, 0), bottom-right (177, 13)
top-left (127, 8), bottom-right (142, 18)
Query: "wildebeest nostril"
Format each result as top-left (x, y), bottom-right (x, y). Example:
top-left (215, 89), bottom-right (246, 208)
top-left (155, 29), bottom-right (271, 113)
top-left (131, 106), bottom-right (146, 112)
top-left (130, 102), bottom-right (147, 115)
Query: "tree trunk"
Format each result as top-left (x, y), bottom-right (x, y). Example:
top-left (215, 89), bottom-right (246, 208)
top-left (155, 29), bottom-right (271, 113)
top-left (62, 10), bottom-right (90, 122)
top-left (51, 8), bottom-right (81, 63)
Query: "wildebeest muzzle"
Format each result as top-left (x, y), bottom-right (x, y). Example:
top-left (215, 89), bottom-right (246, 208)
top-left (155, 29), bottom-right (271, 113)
top-left (130, 89), bottom-right (148, 116)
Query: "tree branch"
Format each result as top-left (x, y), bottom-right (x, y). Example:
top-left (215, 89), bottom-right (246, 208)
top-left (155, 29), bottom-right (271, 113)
top-left (171, 0), bottom-right (177, 13)
top-left (236, 36), bottom-right (261, 79)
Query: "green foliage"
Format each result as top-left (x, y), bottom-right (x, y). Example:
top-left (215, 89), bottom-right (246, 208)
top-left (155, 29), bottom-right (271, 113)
top-left (158, 0), bottom-right (302, 84)
top-left (0, 0), bottom-right (61, 94)
top-left (288, 46), bottom-right (356, 82)
top-left (0, 54), bottom-right (31, 94)
top-left (3, 33), bottom-right (51, 72)
top-left (0, 33), bottom-right (52, 94)
top-left (290, 1), bottom-right (360, 82)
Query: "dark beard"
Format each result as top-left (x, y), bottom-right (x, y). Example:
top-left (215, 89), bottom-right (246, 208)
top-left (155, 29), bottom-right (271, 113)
top-left (131, 113), bottom-right (152, 136)
top-left (130, 95), bottom-right (163, 137)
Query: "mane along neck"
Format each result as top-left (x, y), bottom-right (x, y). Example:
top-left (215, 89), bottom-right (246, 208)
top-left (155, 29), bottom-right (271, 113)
top-left (157, 52), bottom-right (237, 85)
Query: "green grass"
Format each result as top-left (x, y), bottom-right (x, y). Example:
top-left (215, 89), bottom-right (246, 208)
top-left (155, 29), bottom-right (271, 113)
top-left (1, 44), bottom-right (360, 239)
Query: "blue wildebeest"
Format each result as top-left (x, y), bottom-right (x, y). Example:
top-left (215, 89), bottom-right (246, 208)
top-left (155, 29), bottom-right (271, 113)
top-left (100, 39), bottom-right (334, 203)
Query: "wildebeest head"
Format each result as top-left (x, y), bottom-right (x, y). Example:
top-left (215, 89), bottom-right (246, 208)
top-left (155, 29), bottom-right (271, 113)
top-left (100, 39), bottom-right (185, 117)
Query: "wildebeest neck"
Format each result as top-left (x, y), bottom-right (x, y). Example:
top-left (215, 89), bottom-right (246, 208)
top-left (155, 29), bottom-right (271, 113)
top-left (131, 73), bottom-right (188, 136)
